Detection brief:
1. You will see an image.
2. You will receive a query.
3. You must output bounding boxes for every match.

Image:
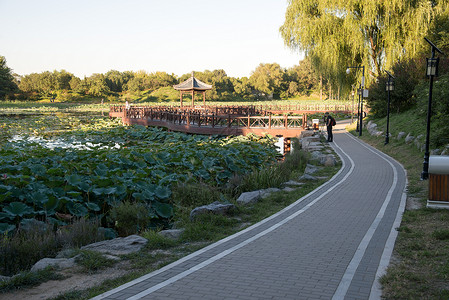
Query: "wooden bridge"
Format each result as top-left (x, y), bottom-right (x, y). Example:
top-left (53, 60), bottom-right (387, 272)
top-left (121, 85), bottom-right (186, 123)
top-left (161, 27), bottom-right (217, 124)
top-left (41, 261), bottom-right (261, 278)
top-left (109, 104), bottom-right (352, 138)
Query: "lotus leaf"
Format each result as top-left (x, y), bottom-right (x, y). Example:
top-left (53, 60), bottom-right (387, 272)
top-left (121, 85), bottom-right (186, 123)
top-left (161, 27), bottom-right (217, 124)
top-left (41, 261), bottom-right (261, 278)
top-left (86, 202), bottom-right (101, 211)
top-left (66, 202), bottom-right (88, 217)
top-left (0, 223), bottom-right (16, 234)
top-left (152, 201), bottom-right (173, 218)
top-left (3, 202), bottom-right (34, 218)
top-left (155, 185), bottom-right (171, 200)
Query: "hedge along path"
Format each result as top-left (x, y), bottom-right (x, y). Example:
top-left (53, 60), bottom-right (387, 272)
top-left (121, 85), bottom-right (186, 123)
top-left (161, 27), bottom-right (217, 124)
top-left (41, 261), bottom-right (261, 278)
top-left (93, 120), bottom-right (407, 300)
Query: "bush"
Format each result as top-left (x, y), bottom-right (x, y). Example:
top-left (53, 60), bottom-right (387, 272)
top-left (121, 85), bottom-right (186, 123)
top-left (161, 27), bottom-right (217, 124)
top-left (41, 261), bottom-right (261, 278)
top-left (108, 201), bottom-right (151, 236)
top-left (0, 225), bottom-right (58, 276)
top-left (57, 218), bottom-right (105, 248)
top-left (171, 182), bottom-right (222, 208)
top-left (0, 218), bottom-right (105, 276)
top-left (366, 58), bottom-right (421, 118)
top-left (415, 73), bottom-right (449, 147)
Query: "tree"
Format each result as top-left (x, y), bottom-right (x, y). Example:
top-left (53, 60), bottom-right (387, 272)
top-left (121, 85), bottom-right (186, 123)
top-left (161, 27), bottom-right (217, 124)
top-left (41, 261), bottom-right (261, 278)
top-left (0, 56), bottom-right (18, 98)
top-left (280, 0), bottom-right (443, 87)
top-left (85, 74), bottom-right (110, 97)
top-left (249, 63), bottom-right (286, 98)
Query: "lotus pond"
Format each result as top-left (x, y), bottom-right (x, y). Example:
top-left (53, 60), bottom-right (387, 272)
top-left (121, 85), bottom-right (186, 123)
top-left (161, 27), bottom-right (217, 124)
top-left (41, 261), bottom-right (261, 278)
top-left (0, 111), bottom-right (280, 234)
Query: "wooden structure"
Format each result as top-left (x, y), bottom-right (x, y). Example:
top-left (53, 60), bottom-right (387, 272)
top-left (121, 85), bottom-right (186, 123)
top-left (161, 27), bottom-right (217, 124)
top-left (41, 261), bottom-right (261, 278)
top-left (427, 156), bottom-right (449, 208)
top-left (173, 72), bottom-right (212, 107)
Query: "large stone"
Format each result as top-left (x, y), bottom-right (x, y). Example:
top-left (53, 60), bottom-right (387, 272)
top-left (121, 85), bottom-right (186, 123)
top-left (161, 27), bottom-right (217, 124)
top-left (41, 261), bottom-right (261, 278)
top-left (405, 133), bottom-right (415, 144)
top-left (282, 180), bottom-right (305, 187)
top-left (260, 188), bottom-right (281, 199)
top-left (311, 151), bottom-right (324, 161)
top-left (374, 130), bottom-right (384, 137)
top-left (320, 154), bottom-right (337, 167)
top-left (31, 257), bottom-right (77, 272)
top-left (236, 191), bottom-right (262, 205)
top-left (299, 130), bottom-right (315, 139)
top-left (431, 149), bottom-right (441, 155)
top-left (367, 122), bottom-right (378, 135)
top-left (397, 132), bottom-right (406, 140)
top-left (81, 235), bottom-right (148, 255)
top-left (158, 229), bottom-right (185, 240)
top-left (0, 275), bottom-right (10, 282)
top-left (190, 201), bottom-right (236, 220)
top-left (304, 164), bottom-right (320, 175)
top-left (299, 174), bottom-right (317, 181)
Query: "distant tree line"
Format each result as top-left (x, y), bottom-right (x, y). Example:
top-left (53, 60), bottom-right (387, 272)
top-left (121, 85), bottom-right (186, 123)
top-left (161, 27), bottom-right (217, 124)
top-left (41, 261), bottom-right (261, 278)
top-left (0, 57), bottom-right (334, 102)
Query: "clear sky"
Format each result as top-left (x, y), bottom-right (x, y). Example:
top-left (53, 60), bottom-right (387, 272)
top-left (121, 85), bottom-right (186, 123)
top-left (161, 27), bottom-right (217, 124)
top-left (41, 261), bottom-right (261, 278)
top-left (0, 0), bottom-right (304, 79)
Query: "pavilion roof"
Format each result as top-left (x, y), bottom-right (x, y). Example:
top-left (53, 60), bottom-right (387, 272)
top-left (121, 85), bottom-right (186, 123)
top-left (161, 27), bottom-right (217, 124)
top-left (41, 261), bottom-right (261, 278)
top-left (173, 73), bottom-right (212, 91)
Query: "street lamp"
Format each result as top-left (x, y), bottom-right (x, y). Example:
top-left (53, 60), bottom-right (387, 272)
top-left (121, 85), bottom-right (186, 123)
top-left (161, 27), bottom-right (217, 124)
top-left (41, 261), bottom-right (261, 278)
top-left (421, 38), bottom-right (444, 180)
top-left (346, 66), bottom-right (365, 136)
top-left (385, 71), bottom-right (395, 145)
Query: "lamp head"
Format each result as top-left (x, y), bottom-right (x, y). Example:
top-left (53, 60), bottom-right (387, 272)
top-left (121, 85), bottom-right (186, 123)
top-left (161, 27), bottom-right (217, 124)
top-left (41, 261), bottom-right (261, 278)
top-left (346, 68), bottom-right (350, 74)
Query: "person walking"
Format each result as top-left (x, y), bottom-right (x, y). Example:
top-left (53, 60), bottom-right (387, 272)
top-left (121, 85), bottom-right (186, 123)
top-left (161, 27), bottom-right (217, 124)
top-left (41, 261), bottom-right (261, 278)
top-left (324, 112), bottom-right (335, 142)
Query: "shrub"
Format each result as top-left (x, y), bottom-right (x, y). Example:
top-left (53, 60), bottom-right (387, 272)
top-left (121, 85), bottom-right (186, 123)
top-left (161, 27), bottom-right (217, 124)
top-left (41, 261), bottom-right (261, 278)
top-left (0, 225), bottom-right (58, 276)
top-left (0, 218), bottom-right (105, 276)
top-left (171, 182), bottom-right (222, 208)
top-left (108, 201), bottom-right (151, 236)
top-left (75, 250), bottom-right (116, 273)
top-left (57, 218), bottom-right (105, 248)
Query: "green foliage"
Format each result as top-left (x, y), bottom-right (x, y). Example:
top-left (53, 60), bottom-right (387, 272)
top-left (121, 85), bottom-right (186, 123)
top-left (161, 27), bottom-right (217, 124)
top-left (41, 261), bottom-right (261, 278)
top-left (141, 230), bottom-right (177, 250)
top-left (75, 250), bottom-right (116, 272)
top-left (281, 0), bottom-right (438, 89)
top-left (0, 266), bottom-right (64, 293)
top-left (0, 218), bottom-right (105, 276)
top-left (108, 202), bottom-right (152, 236)
top-left (366, 59), bottom-right (421, 117)
top-left (415, 73), bottom-right (449, 147)
top-left (249, 63), bottom-right (286, 98)
top-left (0, 56), bottom-right (18, 98)
top-left (0, 225), bottom-right (59, 276)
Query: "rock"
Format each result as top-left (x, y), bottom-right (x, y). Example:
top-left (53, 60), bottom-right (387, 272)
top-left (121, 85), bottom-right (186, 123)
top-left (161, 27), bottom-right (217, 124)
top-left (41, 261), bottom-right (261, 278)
top-left (31, 257), bottom-right (77, 272)
top-left (304, 164), bottom-right (320, 174)
top-left (0, 275), bottom-right (10, 282)
top-left (282, 187), bottom-right (296, 192)
top-left (374, 131), bottom-right (384, 137)
top-left (431, 149), bottom-right (441, 155)
top-left (304, 164), bottom-right (320, 175)
top-left (236, 191), bottom-right (262, 205)
top-left (405, 133), bottom-right (415, 144)
top-left (320, 154), bottom-right (337, 167)
top-left (299, 174), bottom-right (317, 181)
top-left (397, 132), bottom-right (406, 140)
top-left (282, 180), bottom-right (304, 187)
top-left (190, 201), bottom-right (236, 220)
top-left (311, 151), bottom-right (324, 161)
top-left (103, 254), bottom-right (121, 261)
top-left (299, 130), bottom-right (315, 139)
top-left (56, 248), bottom-right (78, 259)
top-left (158, 229), bottom-right (185, 240)
top-left (260, 188), bottom-right (281, 199)
top-left (367, 122), bottom-right (378, 135)
top-left (81, 235), bottom-right (148, 255)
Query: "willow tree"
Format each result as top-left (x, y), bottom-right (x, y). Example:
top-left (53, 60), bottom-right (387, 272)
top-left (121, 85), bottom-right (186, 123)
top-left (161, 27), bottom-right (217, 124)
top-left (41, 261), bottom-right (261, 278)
top-left (280, 0), bottom-right (444, 87)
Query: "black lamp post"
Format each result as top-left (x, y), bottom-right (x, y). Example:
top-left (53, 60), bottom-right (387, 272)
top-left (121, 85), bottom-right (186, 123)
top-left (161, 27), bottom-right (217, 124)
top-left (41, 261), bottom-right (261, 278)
top-left (421, 38), bottom-right (444, 180)
top-left (346, 66), bottom-right (365, 136)
top-left (385, 71), bottom-right (395, 145)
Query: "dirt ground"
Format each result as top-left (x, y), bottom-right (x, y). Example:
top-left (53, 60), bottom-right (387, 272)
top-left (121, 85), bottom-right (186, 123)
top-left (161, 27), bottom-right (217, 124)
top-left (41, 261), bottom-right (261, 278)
top-left (0, 261), bottom-right (131, 300)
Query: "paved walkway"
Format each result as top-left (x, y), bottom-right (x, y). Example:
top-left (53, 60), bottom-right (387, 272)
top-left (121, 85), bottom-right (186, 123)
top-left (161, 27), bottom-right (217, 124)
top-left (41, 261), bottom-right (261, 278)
top-left (93, 121), bottom-right (407, 300)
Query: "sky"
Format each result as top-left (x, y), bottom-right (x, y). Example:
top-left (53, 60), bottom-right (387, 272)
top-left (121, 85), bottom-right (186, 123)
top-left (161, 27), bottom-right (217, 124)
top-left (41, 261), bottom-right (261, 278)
top-left (0, 0), bottom-right (304, 79)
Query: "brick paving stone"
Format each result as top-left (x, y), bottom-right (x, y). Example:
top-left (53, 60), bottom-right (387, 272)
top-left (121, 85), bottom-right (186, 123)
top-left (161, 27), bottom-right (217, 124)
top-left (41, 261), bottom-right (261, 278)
top-left (92, 122), bottom-right (407, 300)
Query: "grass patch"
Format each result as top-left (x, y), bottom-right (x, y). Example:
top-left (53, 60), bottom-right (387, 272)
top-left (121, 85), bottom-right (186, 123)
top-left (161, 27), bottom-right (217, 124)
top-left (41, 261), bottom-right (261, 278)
top-left (0, 266), bottom-right (64, 293)
top-left (75, 250), bottom-right (117, 273)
